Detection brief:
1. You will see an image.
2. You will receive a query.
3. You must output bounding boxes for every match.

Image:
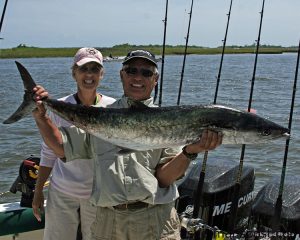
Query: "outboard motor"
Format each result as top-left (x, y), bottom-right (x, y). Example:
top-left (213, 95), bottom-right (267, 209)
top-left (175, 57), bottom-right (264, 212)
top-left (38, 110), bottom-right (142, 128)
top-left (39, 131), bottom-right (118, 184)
top-left (10, 155), bottom-right (40, 207)
top-left (177, 158), bottom-right (255, 237)
top-left (250, 175), bottom-right (300, 236)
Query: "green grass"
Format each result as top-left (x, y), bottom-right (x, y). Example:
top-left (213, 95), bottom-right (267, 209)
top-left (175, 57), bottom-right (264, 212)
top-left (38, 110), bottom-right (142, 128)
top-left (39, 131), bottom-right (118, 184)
top-left (0, 44), bottom-right (298, 59)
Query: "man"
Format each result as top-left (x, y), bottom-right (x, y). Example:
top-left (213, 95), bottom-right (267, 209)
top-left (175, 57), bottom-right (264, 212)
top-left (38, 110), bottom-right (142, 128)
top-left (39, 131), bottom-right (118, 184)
top-left (32, 47), bottom-right (115, 240)
top-left (33, 49), bottom-right (222, 240)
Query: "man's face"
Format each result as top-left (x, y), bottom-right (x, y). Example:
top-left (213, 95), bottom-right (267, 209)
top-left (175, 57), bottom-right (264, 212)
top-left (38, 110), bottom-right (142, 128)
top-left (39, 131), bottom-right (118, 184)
top-left (120, 58), bottom-right (158, 101)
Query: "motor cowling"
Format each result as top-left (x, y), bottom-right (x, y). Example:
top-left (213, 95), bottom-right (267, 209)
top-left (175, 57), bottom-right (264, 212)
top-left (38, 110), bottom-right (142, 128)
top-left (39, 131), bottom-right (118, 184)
top-left (177, 158), bottom-right (255, 235)
top-left (10, 155), bottom-right (40, 208)
top-left (251, 175), bottom-right (300, 234)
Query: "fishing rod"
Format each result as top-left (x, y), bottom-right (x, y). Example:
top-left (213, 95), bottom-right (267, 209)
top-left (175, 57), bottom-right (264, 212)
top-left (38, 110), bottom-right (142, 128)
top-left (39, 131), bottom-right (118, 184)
top-left (0, 0), bottom-right (9, 38)
top-left (214, 0), bottom-right (233, 103)
top-left (271, 39), bottom-right (300, 232)
top-left (177, 0), bottom-right (194, 106)
top-left (157, 0), bottom-right (169, 106)
top-left (227, 0), bottom-right (265, 232)
top-left (192, 0), bottom-right (233, 222)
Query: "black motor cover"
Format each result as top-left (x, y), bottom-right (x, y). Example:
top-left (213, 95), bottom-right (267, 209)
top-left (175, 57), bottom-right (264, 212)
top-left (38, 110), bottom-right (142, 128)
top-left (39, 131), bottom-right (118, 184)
top-left (177, 158), bottom-right (255, 233)
top-left (251, 175), bottom-right (300, 234)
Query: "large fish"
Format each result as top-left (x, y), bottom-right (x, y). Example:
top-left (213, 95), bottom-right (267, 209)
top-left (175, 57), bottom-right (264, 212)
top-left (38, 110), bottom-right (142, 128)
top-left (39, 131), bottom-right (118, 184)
top-left (3, 61), bottom-right (289, 151)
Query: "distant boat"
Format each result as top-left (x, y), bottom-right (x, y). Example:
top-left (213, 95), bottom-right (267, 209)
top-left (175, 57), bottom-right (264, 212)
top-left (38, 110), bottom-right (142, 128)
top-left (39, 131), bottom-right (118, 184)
top-left (103, 56), bottom-right (125, 62)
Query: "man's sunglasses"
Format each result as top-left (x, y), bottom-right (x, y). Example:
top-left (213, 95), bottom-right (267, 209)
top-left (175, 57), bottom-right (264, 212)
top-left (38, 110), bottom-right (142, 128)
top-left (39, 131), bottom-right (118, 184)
top-left (78, 65), bottom-right (101, 74)
top-left (123, 67), bottom-right (155, 78)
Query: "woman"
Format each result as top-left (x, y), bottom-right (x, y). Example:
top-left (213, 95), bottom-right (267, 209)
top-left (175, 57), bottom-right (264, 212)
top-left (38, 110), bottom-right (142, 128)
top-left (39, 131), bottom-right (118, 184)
top-left (32, 47), bottom-right (115, 240)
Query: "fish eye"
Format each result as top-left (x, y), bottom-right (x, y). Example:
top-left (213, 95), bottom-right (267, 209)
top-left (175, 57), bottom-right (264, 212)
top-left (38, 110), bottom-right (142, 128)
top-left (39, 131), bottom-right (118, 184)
top-left (261, 129), bottom-right (271, 136)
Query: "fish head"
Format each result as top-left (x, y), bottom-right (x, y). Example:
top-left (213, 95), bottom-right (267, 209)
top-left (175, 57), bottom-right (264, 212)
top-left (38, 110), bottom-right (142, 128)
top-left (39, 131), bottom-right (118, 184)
top-left (248, 113), bottom-right (290, 143)
top-left (222, 127), bottom-right (289, 144)
top-left (250, 126), bottom-right (289, 144)
top-left (219, 109), bottom-right (290, 144)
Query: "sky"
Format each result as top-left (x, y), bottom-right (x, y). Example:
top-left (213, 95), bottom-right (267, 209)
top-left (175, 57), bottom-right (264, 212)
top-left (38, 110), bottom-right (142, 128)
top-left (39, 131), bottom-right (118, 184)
top-left (0, 0), bottom-right (299, 49)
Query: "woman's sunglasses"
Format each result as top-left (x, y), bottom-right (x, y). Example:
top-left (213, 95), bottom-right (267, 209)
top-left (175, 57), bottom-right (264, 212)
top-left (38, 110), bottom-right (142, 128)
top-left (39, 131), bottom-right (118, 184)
top-left (78, 65), bottom-right (101, 74)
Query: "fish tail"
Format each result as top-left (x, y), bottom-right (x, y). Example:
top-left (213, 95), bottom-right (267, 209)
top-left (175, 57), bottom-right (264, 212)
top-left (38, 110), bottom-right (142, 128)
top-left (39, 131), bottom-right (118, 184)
top-left (2, 61), bottom-right (37, 124)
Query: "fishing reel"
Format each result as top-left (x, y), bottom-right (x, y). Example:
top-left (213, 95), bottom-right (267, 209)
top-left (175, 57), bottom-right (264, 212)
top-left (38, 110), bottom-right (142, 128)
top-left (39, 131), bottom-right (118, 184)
top-left (180, 205), bottom-right (226, 240)
top-left (10, 155), bottom-right (40, 208)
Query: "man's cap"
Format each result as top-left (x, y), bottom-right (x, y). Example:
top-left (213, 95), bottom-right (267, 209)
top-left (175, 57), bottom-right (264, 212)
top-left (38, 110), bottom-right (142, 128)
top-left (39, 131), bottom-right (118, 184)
top-left (74, 47), bottom-right (103, 67)
top-left (122, 50), bottom-right (157, 67)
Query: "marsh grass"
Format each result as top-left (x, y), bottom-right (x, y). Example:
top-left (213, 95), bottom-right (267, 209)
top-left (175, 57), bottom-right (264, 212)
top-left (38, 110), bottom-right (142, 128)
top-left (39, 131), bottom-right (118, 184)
top-left (0, 44), bottom-right (297, 59)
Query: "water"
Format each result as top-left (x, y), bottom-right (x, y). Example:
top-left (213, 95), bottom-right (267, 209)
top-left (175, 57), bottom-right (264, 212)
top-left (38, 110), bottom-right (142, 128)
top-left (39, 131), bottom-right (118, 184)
top-left (0, 54), bottom-right (299, 204)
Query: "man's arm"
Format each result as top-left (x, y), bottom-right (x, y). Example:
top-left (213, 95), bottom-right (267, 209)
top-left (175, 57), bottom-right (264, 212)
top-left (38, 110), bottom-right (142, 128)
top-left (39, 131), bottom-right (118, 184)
top-left (155, 130), bottom-right (222, 187)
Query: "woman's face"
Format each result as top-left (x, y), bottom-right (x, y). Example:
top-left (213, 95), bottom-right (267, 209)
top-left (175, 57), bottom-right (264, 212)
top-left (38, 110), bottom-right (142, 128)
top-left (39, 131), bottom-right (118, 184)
top-left (73, 62), bottom-right (104, 91)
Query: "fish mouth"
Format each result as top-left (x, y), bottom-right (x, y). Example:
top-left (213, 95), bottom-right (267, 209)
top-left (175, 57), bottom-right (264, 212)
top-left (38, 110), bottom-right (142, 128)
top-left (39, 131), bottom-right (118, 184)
top-left (283, 132), bottom-right (290, 139)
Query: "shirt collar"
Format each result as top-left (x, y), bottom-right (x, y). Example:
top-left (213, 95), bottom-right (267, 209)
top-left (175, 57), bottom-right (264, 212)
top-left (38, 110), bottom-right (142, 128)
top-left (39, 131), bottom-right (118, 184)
top-left (121, 95), bottom-right (155, 108)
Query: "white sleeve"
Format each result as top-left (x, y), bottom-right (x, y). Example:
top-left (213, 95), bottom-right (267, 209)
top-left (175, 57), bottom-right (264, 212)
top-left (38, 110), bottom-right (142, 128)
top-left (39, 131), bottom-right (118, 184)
top-left (39, 111), bottom-right (61, 168)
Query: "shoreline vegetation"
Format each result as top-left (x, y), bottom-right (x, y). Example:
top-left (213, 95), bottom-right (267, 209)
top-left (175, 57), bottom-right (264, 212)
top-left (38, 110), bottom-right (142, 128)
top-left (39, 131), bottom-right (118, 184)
top-left (0, 43), bottom-right (298, 59)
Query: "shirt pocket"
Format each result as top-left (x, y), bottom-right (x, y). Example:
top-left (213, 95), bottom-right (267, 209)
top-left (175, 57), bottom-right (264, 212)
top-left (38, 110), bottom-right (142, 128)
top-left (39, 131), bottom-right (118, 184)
top-left (92, 138), bottom-right (118, 157)
top-left (132, 150), bottom-right (162, 171)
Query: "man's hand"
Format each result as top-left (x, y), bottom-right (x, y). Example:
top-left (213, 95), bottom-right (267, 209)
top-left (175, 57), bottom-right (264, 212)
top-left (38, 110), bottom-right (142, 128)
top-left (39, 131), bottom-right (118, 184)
top-left (184, 129), bottom-right (222, 154)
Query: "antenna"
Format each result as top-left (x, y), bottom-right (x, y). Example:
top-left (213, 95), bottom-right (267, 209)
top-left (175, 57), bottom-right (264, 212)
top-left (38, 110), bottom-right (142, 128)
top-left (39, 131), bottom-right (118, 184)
top-left (0, 0), bottom-right (9, 37)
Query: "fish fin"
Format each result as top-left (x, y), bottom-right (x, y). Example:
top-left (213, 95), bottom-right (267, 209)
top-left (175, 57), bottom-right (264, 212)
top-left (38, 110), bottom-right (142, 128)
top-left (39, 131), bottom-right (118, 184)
top-left (15, 61), bottom-right (37, 91)
top-left (128, 99), bottom-right (149, 110)
top-left (2, 62), bottom-right (37, 124)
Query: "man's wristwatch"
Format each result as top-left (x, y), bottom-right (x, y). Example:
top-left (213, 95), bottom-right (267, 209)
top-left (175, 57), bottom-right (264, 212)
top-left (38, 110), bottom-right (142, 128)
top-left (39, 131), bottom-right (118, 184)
top-left (182, 146), bottom-right (198, 161)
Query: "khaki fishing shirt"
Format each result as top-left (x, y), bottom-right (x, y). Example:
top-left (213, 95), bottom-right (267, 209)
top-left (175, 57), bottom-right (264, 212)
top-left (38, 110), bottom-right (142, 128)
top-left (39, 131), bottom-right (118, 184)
top-left (60, 96), bottom-right (180, 207)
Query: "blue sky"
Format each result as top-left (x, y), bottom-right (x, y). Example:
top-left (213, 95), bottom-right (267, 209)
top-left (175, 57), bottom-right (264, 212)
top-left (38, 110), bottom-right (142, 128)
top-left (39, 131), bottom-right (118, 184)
top-left (0, 0), bottom-right (299, 49)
